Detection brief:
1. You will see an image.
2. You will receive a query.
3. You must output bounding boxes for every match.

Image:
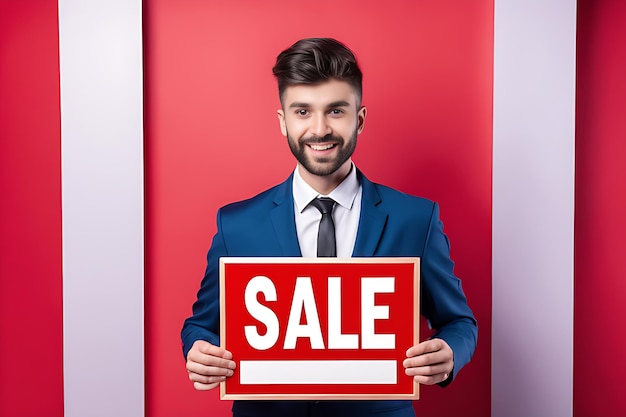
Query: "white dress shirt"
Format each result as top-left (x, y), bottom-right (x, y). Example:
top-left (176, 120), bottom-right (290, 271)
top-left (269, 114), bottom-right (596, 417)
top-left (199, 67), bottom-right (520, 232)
top-left (292, 164), bottom-right (362, 258)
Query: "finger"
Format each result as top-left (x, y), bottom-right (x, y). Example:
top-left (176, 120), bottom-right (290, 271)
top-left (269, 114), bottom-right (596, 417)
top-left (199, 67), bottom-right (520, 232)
top-left (188, 369), bottom-right (230, 385)
top-left (193, 340), bottom-right (233, 359)
top-left (192, 380), bottom-right (221, 391)
top-left (187, 353), bottom-right (236, 372)
top-left (402, 348), bottom-right (452, 369)
top-left (188, 347), bottom-right (236, 370)
top-left (404, 361), bottom-right (450, 378)
top-left (405, 339), bottom-right (446, 358)
top-left (186, 360), bottom-right (235, 378)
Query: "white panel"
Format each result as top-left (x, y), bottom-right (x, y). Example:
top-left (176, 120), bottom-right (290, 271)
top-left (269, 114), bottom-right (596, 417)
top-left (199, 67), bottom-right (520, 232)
top-left (240, 360), bottom-right (397, 385)
top-left (58, 1), bottom-right (144, 416)
top-left (492, 1), bottom-right (576, 417)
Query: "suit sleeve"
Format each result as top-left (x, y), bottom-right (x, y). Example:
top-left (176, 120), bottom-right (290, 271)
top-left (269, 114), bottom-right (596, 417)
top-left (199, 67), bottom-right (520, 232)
top-left (180, 209), bottom-right (227, 359)
top-left (420, 202), bottom-right (478, 383)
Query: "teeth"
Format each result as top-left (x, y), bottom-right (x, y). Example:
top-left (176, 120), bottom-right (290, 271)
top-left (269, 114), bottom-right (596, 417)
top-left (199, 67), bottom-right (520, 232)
top-left (310, 143), bottom-right (334, 151)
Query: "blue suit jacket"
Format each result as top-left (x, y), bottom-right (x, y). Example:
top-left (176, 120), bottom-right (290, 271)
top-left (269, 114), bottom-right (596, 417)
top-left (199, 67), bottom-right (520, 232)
top-left (181, 170), bottom-right (477, 417)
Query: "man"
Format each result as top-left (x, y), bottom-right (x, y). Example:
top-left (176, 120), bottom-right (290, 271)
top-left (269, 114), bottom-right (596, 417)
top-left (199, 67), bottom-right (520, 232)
top-left (182, 38), bottom-right (477, 417)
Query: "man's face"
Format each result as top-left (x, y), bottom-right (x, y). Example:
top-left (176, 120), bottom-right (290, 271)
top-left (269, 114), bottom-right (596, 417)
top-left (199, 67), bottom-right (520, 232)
top-left (277, 79), bottom-right (366, 181)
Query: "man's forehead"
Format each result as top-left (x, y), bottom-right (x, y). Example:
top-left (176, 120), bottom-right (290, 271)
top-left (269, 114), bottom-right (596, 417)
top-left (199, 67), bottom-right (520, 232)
top-left (282, 80), bottom-right (359, 107)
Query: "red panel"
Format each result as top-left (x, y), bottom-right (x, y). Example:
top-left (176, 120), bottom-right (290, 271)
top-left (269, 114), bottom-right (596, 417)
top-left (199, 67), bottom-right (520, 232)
top-left (144, 1), bottom-right (493, 416)
top-left (575, 1), bottom-right (626, 415)
top-left (0, 1), bottom-right (64, 416)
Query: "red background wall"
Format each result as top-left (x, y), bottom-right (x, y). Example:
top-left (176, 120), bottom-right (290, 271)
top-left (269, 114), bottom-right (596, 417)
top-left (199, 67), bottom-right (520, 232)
top-left (575, 1), bottom-right (626, 415)
top-left (0, 1), bottom-right (64, 416)
top-left (143, 1), bottom-right (493, 416)
top-left (5, 1), bottom-right (624, 416)
top-left (0, 1), bottom-right (493, 415)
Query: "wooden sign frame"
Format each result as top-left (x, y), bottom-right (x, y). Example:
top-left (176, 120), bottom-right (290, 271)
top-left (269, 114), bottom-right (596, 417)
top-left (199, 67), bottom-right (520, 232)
top-left (219, 257), bottom-right (420, 400)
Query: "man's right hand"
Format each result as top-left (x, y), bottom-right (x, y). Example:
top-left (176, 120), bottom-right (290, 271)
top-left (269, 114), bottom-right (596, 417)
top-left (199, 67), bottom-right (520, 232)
top-left (186, 340), bottom-right (236, 391)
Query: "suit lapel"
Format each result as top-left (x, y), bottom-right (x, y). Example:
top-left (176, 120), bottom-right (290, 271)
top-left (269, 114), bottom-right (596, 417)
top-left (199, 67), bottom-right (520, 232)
top-left (352, 171), bottom-right (387, 257)
top-left (268, 170), bottom-right (387, 257)
top-left (270, 174), bottom-right (302, 256)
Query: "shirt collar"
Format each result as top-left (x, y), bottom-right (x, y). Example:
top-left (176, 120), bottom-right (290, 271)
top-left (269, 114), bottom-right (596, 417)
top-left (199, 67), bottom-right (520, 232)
top-left (292, 163), bottom-right (360, 214)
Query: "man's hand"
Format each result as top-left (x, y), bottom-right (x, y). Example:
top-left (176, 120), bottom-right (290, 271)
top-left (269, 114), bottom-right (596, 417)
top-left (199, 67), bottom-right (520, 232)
top-left (403, 338), bottom-right (454, 385)
top-left (186, 340), bottom-right (236, 391)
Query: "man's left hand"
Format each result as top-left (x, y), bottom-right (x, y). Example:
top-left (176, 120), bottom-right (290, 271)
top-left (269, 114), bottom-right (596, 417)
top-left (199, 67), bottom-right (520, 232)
top-left (403, 338), bottom-right (454, 385)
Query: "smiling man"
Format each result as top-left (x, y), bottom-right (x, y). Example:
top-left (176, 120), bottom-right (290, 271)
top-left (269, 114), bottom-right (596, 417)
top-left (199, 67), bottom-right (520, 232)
top-left (278, 79), bottom-right (363, 194)
top-left (181, 38), bottom-right (477, 417)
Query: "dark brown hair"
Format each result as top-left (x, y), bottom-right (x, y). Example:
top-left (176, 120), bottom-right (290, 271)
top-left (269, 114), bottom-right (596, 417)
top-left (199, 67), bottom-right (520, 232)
top-left (272, 38), bottom-right (363, 105)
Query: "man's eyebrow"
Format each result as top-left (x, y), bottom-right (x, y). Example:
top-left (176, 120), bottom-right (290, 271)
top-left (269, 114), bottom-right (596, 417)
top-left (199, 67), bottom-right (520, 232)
top-left (287, 100), bottom-right (351, 109)
top-left (327, 100), bottom-right (350, 108)
top-left (288, 102), bottom-right (311, 109)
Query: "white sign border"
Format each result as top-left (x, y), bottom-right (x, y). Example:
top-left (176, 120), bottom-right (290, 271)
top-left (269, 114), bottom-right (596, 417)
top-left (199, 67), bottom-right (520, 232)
top-left (219, 257), bottom-right (420, 400)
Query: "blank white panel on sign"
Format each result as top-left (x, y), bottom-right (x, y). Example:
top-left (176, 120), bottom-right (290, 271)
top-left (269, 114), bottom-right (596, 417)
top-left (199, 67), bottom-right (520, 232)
top-left (240, 360), bottom-right (398, 385)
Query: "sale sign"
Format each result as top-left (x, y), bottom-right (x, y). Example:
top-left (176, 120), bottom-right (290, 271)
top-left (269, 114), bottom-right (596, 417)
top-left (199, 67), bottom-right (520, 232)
top-left (219, 257), bottom-right (420, 400)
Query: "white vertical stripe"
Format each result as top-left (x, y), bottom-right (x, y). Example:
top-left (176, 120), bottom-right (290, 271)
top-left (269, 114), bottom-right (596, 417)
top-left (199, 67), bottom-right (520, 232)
top-left (58, 1), bottom-right (144, 416)
top-left (492, 1), bottom-right (576, 417)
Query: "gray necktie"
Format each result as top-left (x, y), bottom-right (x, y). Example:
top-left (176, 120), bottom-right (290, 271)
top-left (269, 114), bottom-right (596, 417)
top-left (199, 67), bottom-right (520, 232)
top-left (309, 197), bottom-right (337, 257)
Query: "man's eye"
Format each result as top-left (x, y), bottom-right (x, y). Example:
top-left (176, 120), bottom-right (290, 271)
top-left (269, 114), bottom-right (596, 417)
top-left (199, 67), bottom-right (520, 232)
top-left (329, 109), bottom-right (343, 115)
top-left (296, 109), bottom-right (309, 116)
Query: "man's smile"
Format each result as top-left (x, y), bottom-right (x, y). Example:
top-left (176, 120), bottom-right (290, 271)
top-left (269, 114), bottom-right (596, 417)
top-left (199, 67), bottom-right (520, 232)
top-left (308, 143), bottom-right (336, 151)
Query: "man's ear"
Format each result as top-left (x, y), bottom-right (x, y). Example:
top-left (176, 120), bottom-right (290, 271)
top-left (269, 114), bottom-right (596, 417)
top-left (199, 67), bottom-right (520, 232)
top-left (277, 109), bottom-right (287, 137)
top-left (357, 106), bottom-right (367, 134)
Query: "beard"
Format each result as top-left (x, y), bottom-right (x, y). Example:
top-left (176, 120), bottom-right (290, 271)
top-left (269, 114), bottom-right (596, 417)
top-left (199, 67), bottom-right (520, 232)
top-left (286, 128), bottom-right (358, 177)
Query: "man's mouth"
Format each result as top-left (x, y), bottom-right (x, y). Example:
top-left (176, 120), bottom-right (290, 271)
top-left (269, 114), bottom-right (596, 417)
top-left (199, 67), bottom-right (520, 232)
top-left (309, 143), bottom-right (336, 151)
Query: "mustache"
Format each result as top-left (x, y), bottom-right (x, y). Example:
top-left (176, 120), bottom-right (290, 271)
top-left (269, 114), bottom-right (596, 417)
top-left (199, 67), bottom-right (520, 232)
top-left (301, 134), bottom-right (343, 144)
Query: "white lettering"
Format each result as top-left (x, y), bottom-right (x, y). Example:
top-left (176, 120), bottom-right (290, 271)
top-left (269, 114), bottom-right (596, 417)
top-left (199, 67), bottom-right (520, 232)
top-left (244, 275), bottom-right (279, 350)
top-left (243, 275), bottom-right (397, 351)
top-left (361, 277), bottom-right (395, 349)
top-left (283, 277), bottom-right (324, 349)
top-left (327, 277), bottom-right (359, 349)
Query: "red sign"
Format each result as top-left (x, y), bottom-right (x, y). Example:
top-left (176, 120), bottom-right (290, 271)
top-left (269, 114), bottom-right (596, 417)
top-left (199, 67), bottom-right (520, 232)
top-left (219, 257), bottom-right (420, 400)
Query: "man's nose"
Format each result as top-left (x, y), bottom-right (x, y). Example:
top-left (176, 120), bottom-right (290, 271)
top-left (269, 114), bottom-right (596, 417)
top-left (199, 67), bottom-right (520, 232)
top-left (310, 114), bottom-right (332, 137)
